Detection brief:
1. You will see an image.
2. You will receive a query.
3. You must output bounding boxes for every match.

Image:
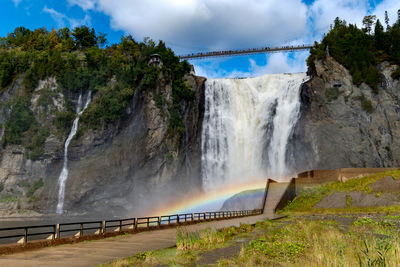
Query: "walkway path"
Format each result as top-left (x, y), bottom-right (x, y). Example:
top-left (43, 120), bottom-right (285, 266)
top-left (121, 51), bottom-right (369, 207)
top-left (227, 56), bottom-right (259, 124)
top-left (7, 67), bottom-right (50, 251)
top-left (0, 214), bottom-right (269, 267)
top-left (263, 181), bottom-right (291, 217)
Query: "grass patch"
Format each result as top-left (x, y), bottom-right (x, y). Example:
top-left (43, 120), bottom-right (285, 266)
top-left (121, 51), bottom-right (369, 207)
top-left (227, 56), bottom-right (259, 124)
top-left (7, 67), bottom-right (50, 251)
top-left (100, 224), bottom-right (254, 266)
top-left (176, 224), bottom-right (253, 251)
top-left (1, 195), bottom-right (18, 202)
top-left (361, 93), bottom-right (375, 113)
top-left (281, 169), bottom-right (400, 214)
top-left (325, 87), bottom-right (341, 101)
top-left (225, 218), bottom-right (400, 266)
top-left (99, 217), bottom-right (400, 267)
top-left (26, 179), bottom-right (44, 199)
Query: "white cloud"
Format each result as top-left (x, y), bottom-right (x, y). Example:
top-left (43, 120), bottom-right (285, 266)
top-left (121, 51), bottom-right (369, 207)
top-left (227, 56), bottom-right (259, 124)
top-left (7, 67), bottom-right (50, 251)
top-left (67, 0), bottom-right (96, 11)
top-left (374, 0), bottom-right (400, 26)
top-left (43, 6), bottom-right (91, 29)
top-left (43, 6), bottom-right (66, 28)
top-left (308, 0), bottom-right (370, 36)
top-left (12, 0), bottom-right (22, 7)
top-left (79, 0), bottom-right (308, 53)
top-left (67, 0), bottom-right (399, 77)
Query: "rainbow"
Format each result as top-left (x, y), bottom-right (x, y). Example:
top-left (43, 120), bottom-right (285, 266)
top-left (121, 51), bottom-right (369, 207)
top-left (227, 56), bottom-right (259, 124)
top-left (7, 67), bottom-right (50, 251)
top-left (151, 179), bottom-right (267, 216)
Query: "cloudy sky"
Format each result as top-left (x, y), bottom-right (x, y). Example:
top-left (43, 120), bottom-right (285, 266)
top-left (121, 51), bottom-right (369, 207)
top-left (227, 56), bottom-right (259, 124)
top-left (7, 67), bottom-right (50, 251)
top-left (2, 0), bottom-right (400, 77)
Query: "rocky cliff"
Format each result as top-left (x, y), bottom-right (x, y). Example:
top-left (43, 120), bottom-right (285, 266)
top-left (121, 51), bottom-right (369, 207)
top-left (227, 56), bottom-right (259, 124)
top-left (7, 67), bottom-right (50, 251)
top-left (288, 56), bottom-right (400, 173)
top-left (0, 72), bottom-right (205, 217)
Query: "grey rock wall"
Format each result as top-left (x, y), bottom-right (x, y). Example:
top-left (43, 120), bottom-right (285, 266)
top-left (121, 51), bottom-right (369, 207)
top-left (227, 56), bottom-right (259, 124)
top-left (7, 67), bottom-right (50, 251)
top-left (288, 57), bottom-right (400, 173)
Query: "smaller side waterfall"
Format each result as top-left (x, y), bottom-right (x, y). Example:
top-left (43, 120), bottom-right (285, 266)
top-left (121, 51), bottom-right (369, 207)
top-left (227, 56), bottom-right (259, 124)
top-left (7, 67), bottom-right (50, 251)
top-left (56, 91), bottom-right (92, 214)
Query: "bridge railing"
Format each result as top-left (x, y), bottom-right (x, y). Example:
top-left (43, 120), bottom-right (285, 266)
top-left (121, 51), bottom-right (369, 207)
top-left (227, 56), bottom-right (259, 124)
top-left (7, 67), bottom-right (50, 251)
top-left (0, 209), bottom-right (262, 245)
top-left (178, 44), bottom-right (313, 59)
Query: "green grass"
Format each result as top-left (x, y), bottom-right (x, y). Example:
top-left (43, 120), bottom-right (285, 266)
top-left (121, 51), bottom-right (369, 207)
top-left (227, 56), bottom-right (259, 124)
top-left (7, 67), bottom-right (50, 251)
top-left (100, 224), bottom-right (254, 267)
top-left (101, 217), bottom-right (400, 267)
top-left (281, 169), bottom-right (400, 214)
top-left (1, 195), bottom-right (18, 202)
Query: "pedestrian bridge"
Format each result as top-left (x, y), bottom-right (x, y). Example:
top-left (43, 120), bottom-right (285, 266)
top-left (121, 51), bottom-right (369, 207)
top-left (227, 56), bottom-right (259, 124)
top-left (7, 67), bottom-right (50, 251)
top-left (178, 44), bottom-right (313, 60)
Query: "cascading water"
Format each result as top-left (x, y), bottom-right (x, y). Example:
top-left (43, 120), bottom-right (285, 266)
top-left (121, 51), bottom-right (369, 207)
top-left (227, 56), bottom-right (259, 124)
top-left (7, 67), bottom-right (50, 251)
top-left (201, 73), bottom-right (307, 192)
top-left (56, 91), bottom-right (92, 214)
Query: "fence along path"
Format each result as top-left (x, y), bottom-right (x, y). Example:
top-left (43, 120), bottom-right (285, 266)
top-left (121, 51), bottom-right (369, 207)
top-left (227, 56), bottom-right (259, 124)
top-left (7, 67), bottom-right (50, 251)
top-left (0, 210), bottom-right (261, 246)
top-left (0, 213), bottom-right (268, 267)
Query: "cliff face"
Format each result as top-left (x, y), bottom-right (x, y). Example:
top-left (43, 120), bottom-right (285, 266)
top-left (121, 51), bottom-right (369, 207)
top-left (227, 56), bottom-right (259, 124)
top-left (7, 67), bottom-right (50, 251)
top-left (0, 73), bottom-right (205, 216)
top-left (288, 56), bottom-right (400, 173)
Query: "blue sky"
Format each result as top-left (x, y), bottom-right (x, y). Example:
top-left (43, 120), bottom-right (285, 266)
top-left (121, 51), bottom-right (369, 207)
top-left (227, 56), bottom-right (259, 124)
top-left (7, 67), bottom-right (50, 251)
top-left (1, 0), bottom-right (399, 78)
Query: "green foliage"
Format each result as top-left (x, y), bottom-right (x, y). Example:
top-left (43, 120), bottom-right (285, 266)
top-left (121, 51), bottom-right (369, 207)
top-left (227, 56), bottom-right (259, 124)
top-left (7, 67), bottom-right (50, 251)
top-left (176, 225), bottom-right (250, 251)
top-left (24, 125), bottom-right (50, 160)
top-left (0, 50), bottom-right (15, 88)
top-left (392, 66), bottom-right (400, 80)
top-left (1, 195), bottom-right (18, 202)
top-left (308, 16), bottom-right (400, 92)
top-left (72, 26), bottom-right (97, 49)
top-left (325, 87), bottom-right (341, 101)
top-left (26, 179), bottom-right (44, 198)
top-left (358, 239), bottom-right (392, 267)
top-left (249, 237), bottom-right (308, 260)
top-left (54, 110), bottom-right (76, 132)
top-left (2, 97), bottom-right (34, 147)
top-left (81, 85), bottom-right (134, 129)
top-left (361, 93), bottom-right (375, 113)
top-left (0, 26), bottom-right (193, 150)
top-left (353, 218), bottom-right (377, 226)
top-left (282, 169), bottom-right (400, 213)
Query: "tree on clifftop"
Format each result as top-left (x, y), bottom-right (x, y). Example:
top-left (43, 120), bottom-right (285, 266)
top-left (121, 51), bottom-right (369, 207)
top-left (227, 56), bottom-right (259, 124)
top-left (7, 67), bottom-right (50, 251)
top-left (72, 26), bottom-right (97, 49)
top-left (363, 15), bottom-right (376, 35)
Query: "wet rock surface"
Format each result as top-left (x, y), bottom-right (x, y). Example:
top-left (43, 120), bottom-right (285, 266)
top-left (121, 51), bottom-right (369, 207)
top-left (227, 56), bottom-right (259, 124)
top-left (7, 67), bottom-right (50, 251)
top-left (0, 74), bottom-right (206, 216)
top-left (288, 57), bottom-right (400, 173)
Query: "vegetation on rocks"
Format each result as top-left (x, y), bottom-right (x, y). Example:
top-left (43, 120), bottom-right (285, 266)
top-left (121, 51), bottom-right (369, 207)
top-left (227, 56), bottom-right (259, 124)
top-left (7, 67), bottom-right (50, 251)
top-left (282, 169), bottom-right (400, 214)
top-left (101, 216), bottom-right (400, 266)
top-left (308, 14), bottom-right (400, 91)
top-left (0, 26), bottom-right (193, 154)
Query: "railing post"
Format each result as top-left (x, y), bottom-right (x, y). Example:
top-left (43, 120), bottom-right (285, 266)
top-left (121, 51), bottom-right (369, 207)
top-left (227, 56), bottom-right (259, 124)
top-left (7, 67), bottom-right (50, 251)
top-left (102, 220), bottom-right (106, 234)
top-left (80, 223), bottom-right (83, 237)
top-left (56, 224), bottom-right (60, 239)
top-left (119, 220), bottom-right (122, 232)
top-left (177, 214), bottom-right (180, 224)
top-left (52, 225), bottom-right (56, 240)
top-left (158, 217), bottom-right (161, 227)
top-left (23, 227), bottom-right (28, 244)
top-left (134, 218), bottom-right (138, 230)
top-left (191, 213), bottom-right (194, 222)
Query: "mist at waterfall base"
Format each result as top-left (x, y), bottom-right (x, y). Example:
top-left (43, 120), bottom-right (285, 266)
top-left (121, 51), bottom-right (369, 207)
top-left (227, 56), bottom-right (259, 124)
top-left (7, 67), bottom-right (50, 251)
top-left (157, 73), bottom-right (308, 214)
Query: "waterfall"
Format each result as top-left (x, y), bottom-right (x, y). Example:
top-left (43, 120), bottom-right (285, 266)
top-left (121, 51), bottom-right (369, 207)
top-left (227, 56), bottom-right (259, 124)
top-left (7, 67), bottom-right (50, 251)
top-left (201, 73), bottom-right (307, 191)
top-left (56, 91), bottom-right (92, 214)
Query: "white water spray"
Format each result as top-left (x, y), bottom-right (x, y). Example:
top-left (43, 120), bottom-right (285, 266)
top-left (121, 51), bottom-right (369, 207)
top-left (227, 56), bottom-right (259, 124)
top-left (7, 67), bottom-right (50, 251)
top-left (201, 73), bottom-right (307, 191)
top-left (56, 91), bottom-right (92, 214)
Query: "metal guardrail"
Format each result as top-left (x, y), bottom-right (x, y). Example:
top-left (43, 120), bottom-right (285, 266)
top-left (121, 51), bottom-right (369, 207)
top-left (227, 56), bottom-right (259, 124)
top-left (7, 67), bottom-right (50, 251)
top-left (0, 209), bottom-right (262, 245)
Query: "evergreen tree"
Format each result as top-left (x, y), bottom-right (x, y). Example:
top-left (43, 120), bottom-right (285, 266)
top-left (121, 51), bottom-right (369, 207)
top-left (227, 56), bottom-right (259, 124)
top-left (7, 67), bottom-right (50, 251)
top-left (374, 19), bottom-right (385, 50)
top-left (385, 11), bottom-right (390, 28)
top-left (362, 15), bottom-right (376, 35)
top-left (72, 26), bottom-right (97, 49)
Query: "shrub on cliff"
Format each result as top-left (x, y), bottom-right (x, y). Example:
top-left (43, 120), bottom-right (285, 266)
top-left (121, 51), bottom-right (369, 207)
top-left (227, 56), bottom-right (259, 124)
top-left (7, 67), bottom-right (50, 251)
top-left (307, 15), bottom-right (400, 92)
top-left (0, 26), bottom-right (193, 152)
top-left (392, 67), bottom-right (400, 80)
top-left (2, 97), bottom-right (34, 147)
